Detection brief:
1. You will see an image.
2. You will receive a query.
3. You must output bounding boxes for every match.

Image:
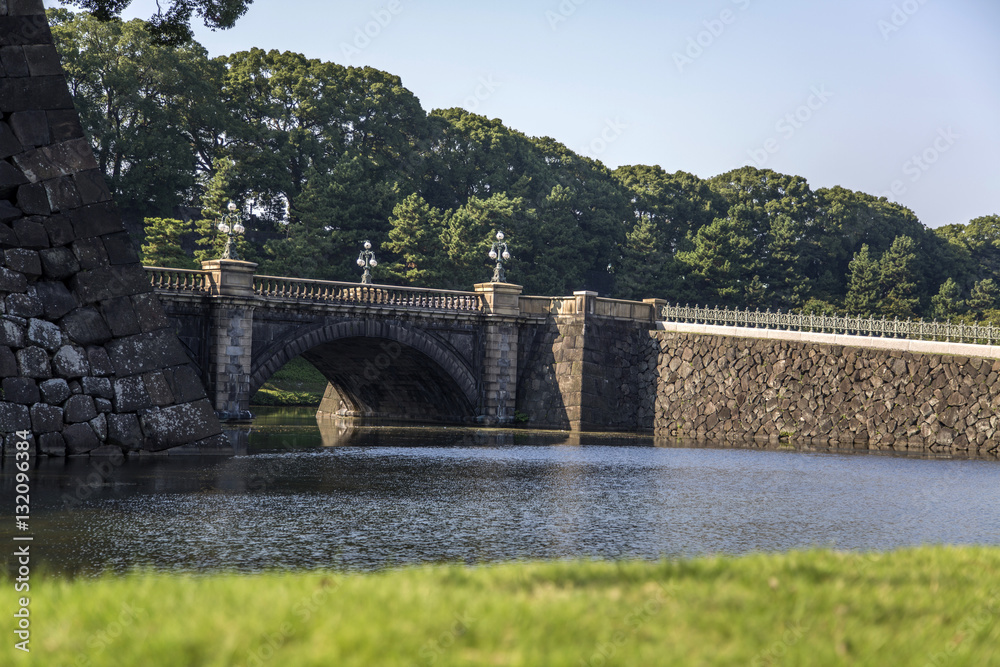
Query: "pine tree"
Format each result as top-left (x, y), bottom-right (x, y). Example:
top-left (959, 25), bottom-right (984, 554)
top-left (878, 235), bottom-right (920, 318)
top-left (845, 244), bottom-right (879, 315)
top-left (930, 278), bottom-right (964, 320)
top-left (384, 194), bottom-right (447, 286)
top-left (140, 218), bottom-right (196, 269)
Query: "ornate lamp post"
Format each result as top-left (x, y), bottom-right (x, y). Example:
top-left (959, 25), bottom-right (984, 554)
top-left (217, 202), bottom-right (245, 261)
top-left (488, 231), bottom-right (511, 283)
top-left (356, 240), bottom-right (378, 284)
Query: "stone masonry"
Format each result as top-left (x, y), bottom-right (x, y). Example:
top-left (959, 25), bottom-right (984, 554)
top-left (653, 331), bottom-right (1000, 456)
top-left (0, 1), bottom-right (223, 456)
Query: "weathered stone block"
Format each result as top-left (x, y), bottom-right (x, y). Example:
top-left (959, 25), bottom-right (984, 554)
top-left (138, 399), bottom-right (222, 451)
top-left (0, 345), bottom-right (16, 376)
top-left (113, 375), bottom-right (151, 412)
top-left (67, 201), bottom-right (121, 239)
top-left (4, 248), bottom-right (42, 277)
top-left (64, 393), bottom-right (97, 423)
top-left (163, 365), bottom-right (207, 403)
top-left (0, 201), bottom-right (21, 225)
top-left (8, 0), bottom-right (46, 16)
top-left (0, 402), bottom-right (29, 432)
top-left (60, 307), bottom-right (112, 345)
top-left (106, 330), bottom-right (190, 376)
top-left (15, 344), bottom-right (48, 377)
top-left (107, 413), bottom-right (141, 449)
top-left (100, 296), bottom-right (140, 336)
top-left (39, 246), bottom-right (80, 278)
top-left (47, 109), bottom-right (83, 141)
top-left (27, 317), bottom-right (61, 350)
top-left (73, 169), bottom-right (111, 204)
top-left (89, 413), bottom-right (107, 441)
top-left (2, 376), bottom-right (37, 403)
top-left (6, 291), bottom-right (42, 317)
top-left (43, 175), bottom-right (82, 211)
top-left (130, 293), bottom-right (169, 332)
top-left (71, 236), bottom-right (109, 269)
top-left (62, 422), bottom-right (99, 455)
top-left (142, 371), bottom-right (174, 406)
top-left (29, 402), bottom-right (61, 432)
top-left (39, 377), bottom-right (69, 404)
top-left (31, 281), bottom-right (77, 319)
top-left (12, 217), bottom-right (48, 248)
top-left (43, 213), bottom-right (73, 246)
top-left (13, 137), bottom-right (93, 180)
top-left (0, 44), bottom-right (27, 76)
top-left (102, 231), bottom-right (139, 265)
top-left (81, 375), bottom-right (112, 399)
top-left (52, 344), bottom-right (89, 378)
top-left (38, 431), bottom-right (65, 456)
top-left (0, 265), bottom-right (27, 292)
top-left (94, 397), bottom-right (111, 413)
top-left (0, 158), bottom-right (28, 193)
top-left (8, 109), bottom-right (48, 146)
top-left (16, 181), bottom-right (48, 214)
top-left (22, 43), bottom-right (60, 75)
top-left (0, 121), bottom-right (23, 159)
top-left (85, 345), bottom-right (114, 376)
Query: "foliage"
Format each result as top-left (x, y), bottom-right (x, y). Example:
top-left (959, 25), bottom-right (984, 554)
top-left (11, 547), bottom-right (1000, 666)
top-left (52, 12), bottom-right (1000, 317)
top-left (139, 218), bottom-right (195, 269)
top-left (60, 0), bottom-right (252, 45)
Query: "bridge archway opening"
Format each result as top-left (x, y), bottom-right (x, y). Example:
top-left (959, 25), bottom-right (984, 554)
top-left (250, 323), bottom-right (479, 423)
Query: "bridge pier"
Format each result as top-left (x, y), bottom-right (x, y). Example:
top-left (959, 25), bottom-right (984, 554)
top-left (475, 282), bottom-right (523, 423)
top-left (202, 259), bottom-right (257, 421)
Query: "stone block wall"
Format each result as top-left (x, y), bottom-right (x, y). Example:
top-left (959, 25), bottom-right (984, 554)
top-left (0, 1), bottom-right (223, 455)
top-left (652, 331), bottom-right (1000, 456)
top-left (517, 314), bottom-right (658, 431)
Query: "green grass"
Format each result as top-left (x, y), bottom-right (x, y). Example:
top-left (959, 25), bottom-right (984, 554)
top-left (9, 547), bottom-right (1000, 665)
top-left (250, 357), bottom-right (328, 407)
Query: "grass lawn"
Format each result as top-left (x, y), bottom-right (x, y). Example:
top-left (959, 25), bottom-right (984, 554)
top-left (250, 357), bottom-right (328, 407)
top-left (9, 547), bottom-right (1000, 666)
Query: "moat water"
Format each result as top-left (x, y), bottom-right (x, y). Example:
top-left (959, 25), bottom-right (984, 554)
top-left (5, 407), bottom-right (1000, 575)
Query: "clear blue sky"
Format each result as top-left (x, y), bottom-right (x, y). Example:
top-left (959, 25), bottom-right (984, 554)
top-left (74, 0), bottom-right (1000, 228)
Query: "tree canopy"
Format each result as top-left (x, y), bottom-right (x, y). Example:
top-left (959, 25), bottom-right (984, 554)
top-left (50, 10), bottom-right (999, 320)
top-left (60, 0), bottom-right (252, 44)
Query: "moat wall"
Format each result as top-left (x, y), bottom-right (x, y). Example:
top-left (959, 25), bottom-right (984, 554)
top-left (651, 330), bottom-right (1000, 457)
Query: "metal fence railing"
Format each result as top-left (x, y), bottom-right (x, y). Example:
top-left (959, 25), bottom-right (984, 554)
top-left (661, 303), bottom-right (1000, 346)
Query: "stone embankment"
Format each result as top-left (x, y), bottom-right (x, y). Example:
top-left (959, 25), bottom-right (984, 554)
top-left (652, 331), bottom-right (1000, 456)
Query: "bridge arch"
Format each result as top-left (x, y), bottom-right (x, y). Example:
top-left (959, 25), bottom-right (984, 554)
top-left (250, 319), bottom-right (480, 422)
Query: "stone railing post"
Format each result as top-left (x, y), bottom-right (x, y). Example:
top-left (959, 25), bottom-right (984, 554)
top-left (201, 259), bottom-right (259, 421)
top-left (574, 290), bottom-right (598, 316)
top-left (643, 298), bottom-right (668, 323)
top-left (474, 282), bottom-right (523, 424)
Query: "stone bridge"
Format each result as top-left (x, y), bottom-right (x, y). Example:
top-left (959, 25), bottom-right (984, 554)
top-left (147, 260), bottom-right (664, 430)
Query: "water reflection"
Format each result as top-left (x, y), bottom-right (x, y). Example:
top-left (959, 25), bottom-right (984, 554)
top-left (5, 408), bottom-right (1000, 576)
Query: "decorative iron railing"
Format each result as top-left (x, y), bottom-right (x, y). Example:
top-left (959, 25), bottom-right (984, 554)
top-left (253, 275), bottom-right (485, 312)
top-left (144, 267), bottom-right (212, 293)
top-left (661, 303), bottom-right (1000, 346)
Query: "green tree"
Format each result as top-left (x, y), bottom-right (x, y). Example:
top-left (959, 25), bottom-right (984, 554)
top-left (878, 236), bottom-right (920, 318)
top-left (61, 0), bottom-right (253, 45)
top-left (384, 194), bottom-right (447, 286)
top-left (845, 244), bottom-right (879, 316)
top-left (140, 218), bottom-right (195, 268)
top-left (968, 278), bottom-right (1000, 314)
top-left (677, 214), bottom-right (755, 306)
top-left (930, 278), bottom-right (964, 320)
top-left (440, 193), bottom-right (523, 290)
top-left (51, 10), bottom-right (224, 216)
